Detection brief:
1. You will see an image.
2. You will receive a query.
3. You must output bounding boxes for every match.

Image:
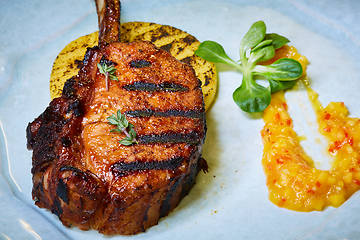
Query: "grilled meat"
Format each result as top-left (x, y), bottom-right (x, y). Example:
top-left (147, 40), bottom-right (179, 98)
top-left (26, 0), bottom-right (206, 235)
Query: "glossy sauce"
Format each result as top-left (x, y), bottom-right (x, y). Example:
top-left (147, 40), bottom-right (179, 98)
top-left (261, 47), bottom-right (360, 211)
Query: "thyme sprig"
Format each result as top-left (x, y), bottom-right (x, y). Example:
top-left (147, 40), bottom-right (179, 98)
top-left (97, 62), bottom-right (118, 91)
top-left (107, 110), bottom-right (138, 146)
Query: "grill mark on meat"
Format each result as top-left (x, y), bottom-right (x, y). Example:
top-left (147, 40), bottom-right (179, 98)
top-left (38, 181), bottom-right (44, 193)
top-left (100, 56), bottom-right (117, 66)
top-left (59, 165), bottom-right (81, 172)
top-left (125, 109), bottom-right (203, 118)
top-left (59, 166), bottom-right (89, 181)
top-left (89, 87), bottom-right (202, 111)
top-left (158, 161), bottom-right (202, 219)
top-left (111, 157), bottom-right (184, 177)
top-left (180, 162), bottom-right (199, 199)
top-left (142, 190), bottom-right (157, 229)
top-left (129, 59), bottom-right (152, 68)
top-left (123, 81), bottom-right (188, 92)
top-left (59, 166), bottom-right (88, 180)
top-left (138, 132), bottom-right (201, 145)
top-left (104, 43), bottom-right (201, 88)
top-left (159, 176), bottom-right (183, 218)
top-left (56, 178), bottom-right (69, 204)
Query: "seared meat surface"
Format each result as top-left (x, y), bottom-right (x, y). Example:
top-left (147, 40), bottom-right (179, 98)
top-left (26, 0), bottom-right (206, 235)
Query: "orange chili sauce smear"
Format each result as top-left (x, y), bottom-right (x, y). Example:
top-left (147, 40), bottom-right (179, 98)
top-left (261, 46), bottom-right (360, 211)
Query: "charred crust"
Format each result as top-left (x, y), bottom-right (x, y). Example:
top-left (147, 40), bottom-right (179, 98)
top-left (52, 198), bottom-right (63, 218)
top-left (41, 105), bottom-right (59, 122)
top-left (57, 178), bottom-right (69, 204)
top-left (159, 149), bottom-right (202, 219)
top-left (180, 161), bottom-right (199, 199)
top-left (83, 47), bottom-right (99, 66)
top-left (26, 123), bottom-right (35, 149)
top-left (33, 182), bottom-right (44, 200)
top-left (58, 166), bottom-right (106, 204)
top-left (59, 166), bottom-right (88, 181)
top-left (129, 59), bottom-right (152, 68)
top-left (32, 162), bottom-right (52, 175)
top-left (62, 77), bottom-right (77, 98)
top-left (39, 181), bottom-right (44, 193)
top-left (99, 56), bottom-right (117, 66)
top-left (142, 190), bottom-right (158, 225)
top-left (159, 176), bottom-right (183, 218)
top-left (29, 108), bottom-right (66, 173)
top-left (39, 105), bottom-right (64, 125)
top-left (66, 99), bottom-right (82, 117)
top-left (61, 137), bottom-right (72, 147)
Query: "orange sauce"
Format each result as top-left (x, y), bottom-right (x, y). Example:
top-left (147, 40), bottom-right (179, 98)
top-left (261, 46), bottom-right (360, 211)
top-left (261, 45), bottom-right (308, 74)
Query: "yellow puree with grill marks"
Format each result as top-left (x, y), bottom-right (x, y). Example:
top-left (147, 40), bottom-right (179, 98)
top-left (261, 46), bottom-right (360, 211)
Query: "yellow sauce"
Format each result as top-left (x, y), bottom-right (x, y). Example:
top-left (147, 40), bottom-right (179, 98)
top-left (261, 47), bottom-right (360, 211)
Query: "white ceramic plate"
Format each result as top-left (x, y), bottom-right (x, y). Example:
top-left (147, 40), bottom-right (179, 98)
top-left (1, 0), bottom-right (360, 239)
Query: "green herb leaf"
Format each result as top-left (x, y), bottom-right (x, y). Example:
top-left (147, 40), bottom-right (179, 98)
top-left (195, 20), bottom-right (303, 113)
top-left (108, 110), bottom-right (137, 146)
top-left (240, 21), bottom-right (266, 56)
top-left (110, 128), bottom-right (122, 133)
top-left (265, 33), bottom-right (290, 49)
top-left (269, 79), bottom-right (296, 93)
top-left (195, 41), bottom-right (237, 66)
top-left (233, 81), bottom-right (271, 113)
top-left (97, 62), bottom-right (119, 90)
top-left (129, 127), bottom-right (136, 138)
top-left (253, 58), bottom-right (302, 81)
top-left (119, 139), bottom-right (134, 146)
top-left (97, 63), bottom-right (104, 74)
top-left (107, 117), bottom-right (119, 125)
top-left (251, 39), bottom-right (273, 52)
top-left (109, 75), bottom-right (119, 81)
top-left (250, 45), bottom-right (275, 64)
top-left (107, 66), bottom-right (116, 72)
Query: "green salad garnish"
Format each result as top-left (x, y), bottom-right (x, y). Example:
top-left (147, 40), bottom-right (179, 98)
top-left (195, 21), bottom-right (303, 113)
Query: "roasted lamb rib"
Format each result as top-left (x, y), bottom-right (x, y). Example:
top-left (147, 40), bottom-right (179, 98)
top-left (26, 0), bottom-right (206, 235)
